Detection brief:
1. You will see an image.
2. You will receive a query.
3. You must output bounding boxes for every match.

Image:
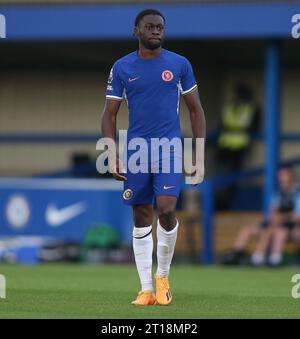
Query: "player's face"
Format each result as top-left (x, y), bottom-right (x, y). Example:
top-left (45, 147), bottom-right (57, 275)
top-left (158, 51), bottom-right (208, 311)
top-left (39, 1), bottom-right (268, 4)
top-left (136, 15), bottom-right (165, 50)
top-left (278, 169), bottom-right (294, 189)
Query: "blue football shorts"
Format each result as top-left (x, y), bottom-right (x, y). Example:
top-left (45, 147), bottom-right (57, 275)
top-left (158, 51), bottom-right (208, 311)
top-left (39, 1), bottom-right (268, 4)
top-left (122, 156), bottom-right (182, 205)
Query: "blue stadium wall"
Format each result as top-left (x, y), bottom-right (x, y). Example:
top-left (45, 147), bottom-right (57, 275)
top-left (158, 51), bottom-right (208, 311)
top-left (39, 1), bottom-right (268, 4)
top-left (0, 2), bottom-right (299, 40)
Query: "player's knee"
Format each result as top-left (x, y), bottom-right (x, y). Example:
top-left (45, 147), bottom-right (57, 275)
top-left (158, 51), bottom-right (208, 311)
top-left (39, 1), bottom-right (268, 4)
top-left (133, 206), bottom-right (152, 227)
top-left (157, 206), bottom-right (176, 230)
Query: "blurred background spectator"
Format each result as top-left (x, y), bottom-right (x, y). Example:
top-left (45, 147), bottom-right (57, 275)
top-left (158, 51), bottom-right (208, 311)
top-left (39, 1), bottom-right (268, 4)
top-left (215, 83), bottom-right (261, 209)
top-left (217, 83), bottom-right (260, 173)
top-left (221, 168), bottom-right (300, 266)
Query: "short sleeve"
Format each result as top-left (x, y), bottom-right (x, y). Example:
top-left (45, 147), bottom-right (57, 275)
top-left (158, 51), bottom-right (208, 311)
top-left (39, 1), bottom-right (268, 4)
top-left (106, 62), bottom-right (124, 101)
top-left (180, 57), bottom-right (197, 96)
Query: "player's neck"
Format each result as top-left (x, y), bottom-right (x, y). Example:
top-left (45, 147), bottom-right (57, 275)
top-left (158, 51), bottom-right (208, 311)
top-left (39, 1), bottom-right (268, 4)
top-left (138, 46), bottom-right (162, 60)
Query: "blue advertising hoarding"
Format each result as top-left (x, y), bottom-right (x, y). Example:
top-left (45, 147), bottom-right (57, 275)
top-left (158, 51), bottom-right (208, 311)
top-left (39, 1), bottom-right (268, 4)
top-left (0, 178), bottom-right (132, 244)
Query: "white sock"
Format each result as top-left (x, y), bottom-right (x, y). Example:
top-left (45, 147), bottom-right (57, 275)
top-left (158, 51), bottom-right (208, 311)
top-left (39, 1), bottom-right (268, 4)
top-left (269, 252), bottom-right (282, 266)
top-left (251, 252), bottom-right (265, 266)
top-left (156, 219), bottom-right (179, 277)
top-left (132, 225), bottom-right (153, 292)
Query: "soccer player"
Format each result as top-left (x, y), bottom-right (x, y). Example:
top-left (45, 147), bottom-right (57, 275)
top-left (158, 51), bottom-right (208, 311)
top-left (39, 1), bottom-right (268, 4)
top-left (101, 9), bottom-right (206, 305)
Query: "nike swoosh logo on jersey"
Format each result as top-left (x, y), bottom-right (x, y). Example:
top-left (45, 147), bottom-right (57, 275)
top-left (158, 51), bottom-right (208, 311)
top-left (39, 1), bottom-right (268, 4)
top-left (163, 185), bottom-right (176, 190)
top-left (128, 77), bottom-right (140, 82)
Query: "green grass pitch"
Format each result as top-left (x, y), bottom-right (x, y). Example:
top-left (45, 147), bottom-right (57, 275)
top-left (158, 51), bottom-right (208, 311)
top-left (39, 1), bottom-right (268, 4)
top-left (0, 264), bottom-right (299, 318)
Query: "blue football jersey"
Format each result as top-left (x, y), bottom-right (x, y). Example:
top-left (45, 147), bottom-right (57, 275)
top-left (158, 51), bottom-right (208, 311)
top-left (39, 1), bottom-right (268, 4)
top-left (106, 49), bottom-right (197, 141)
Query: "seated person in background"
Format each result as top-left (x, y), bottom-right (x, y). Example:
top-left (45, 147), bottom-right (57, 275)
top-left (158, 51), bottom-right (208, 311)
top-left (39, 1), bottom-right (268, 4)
top-left (251, 168), bottom-right (300, 266)
top-left (220, 219), bottom-right (272, 265)
top-left (221, 167), bottom-right (300, 266)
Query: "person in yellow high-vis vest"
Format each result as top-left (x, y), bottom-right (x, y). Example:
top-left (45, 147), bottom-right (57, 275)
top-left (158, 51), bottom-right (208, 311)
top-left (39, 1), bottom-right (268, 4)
top-left (218, 101), bottom-right (255, 152)
top-left (217, 83), bottom-right (259, 172)
top-left (216, 83), bottom-right (260, 209)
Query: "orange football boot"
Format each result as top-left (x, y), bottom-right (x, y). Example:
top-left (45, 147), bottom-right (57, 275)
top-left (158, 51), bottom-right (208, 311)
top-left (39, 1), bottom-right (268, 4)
top-left (155, 275), bottom-right (172, 306)
top-left (131, 291), bottom-right (156, 306)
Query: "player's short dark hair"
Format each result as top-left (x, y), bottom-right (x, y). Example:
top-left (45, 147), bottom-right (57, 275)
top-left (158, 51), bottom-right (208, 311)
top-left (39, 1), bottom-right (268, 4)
top-left (134, 9), bottom-right (165, 27)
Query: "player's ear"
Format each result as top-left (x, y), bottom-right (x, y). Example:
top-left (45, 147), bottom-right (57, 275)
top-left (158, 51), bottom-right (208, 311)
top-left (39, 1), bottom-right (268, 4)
top-left (133, 26), bottom-right (138, 37)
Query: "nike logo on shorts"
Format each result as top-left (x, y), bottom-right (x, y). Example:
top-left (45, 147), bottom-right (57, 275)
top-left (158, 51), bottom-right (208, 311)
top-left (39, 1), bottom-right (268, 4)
top-left (163, 185), bottom-right (176, 190)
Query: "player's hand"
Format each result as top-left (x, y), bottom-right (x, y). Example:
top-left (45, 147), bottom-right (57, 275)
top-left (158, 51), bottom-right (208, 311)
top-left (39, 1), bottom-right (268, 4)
top-left (111, 158), bottom-right (127, 181)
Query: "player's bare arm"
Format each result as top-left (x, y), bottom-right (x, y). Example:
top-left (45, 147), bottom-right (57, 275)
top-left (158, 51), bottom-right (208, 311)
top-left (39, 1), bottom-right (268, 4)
top-left (183, 89), bottom-right (206, 184)
top-left (183, 89), bottom-right (206, 139)
top-left (101, 98), bottom-right (127, 181)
